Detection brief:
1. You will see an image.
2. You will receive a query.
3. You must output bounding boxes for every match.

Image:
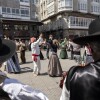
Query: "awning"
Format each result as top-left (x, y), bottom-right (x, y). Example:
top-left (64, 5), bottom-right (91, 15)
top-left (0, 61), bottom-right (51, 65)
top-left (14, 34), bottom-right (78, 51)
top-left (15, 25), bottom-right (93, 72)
top-left (1, 18), bottom-right (43, 26)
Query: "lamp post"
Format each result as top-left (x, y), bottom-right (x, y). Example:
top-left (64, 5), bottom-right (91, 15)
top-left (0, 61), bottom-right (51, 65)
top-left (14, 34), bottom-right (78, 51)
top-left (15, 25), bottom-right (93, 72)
top-left (0, 15), bottom-right (3, 37)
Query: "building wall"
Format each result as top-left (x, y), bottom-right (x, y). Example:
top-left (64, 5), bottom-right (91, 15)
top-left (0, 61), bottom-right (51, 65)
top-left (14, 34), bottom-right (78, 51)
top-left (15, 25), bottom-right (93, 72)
top-left (0, 0), bottom-right (40, 39)
top-left (39, 0), bottom-right (100, 38)
top-left (0, 0), bottom-right (19, 8)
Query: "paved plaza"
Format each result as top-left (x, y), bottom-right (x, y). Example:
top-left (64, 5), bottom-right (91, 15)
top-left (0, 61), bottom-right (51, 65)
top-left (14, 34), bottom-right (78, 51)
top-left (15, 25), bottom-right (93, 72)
top-left (5, 50), bottom-right (80, 100)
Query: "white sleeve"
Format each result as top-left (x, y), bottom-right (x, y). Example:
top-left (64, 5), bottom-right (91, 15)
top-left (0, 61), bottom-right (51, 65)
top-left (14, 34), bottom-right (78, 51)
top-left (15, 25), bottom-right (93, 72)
top-left (2, 78), bottom-right (49, 100)
top-left (34, 38), bottom-right (43, 46)
top-left (60, 76), bottom-right (70, 100)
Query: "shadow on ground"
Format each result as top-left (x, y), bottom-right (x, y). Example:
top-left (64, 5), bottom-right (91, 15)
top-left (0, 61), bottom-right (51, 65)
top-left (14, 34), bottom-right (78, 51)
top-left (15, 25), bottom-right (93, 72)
top-left (21, 67), bottom-right (33, 73)
top-left (40, 72), bottom-right (48, 76)
top-left (19, 61), bottom-right (33, 65)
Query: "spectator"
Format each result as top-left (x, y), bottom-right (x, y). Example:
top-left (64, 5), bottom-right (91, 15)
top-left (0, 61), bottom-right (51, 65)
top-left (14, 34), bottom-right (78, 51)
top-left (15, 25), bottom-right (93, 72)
top-left (60, 18), bottom-right (100, 100)
top-left (19, 39), bottom-right (26, 64)
top-left (84, 44), bottom-right (94, 65)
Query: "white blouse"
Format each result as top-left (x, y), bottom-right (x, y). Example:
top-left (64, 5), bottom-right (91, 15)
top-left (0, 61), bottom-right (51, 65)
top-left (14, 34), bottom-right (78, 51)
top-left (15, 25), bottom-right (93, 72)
top-left (0, 71), bottom-right (49, 100)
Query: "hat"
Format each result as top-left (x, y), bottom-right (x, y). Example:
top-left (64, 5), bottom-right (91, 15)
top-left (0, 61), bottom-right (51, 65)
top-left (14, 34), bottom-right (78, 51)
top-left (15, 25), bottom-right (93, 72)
top-left (0, 38), bottom-right (16, 63)
top-left (73, 18), bottom-right (100, 45)
top-left (30, 37), bottom-right (36, 43)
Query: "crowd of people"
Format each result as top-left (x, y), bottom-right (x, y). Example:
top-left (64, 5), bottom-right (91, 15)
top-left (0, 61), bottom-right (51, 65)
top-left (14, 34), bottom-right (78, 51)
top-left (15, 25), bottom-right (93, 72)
top-left (1, 18), bottom-right (100, 99)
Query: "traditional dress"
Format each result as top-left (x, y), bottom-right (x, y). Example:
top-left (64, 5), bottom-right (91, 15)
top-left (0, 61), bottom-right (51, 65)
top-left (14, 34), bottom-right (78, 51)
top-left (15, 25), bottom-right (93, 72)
top-left (48, 43), bottom-right (62, 77)
top-left (59, 39), bottom-right (68, 59)
top-left (5, 53), bottom-right (21, 73)
top-left (31, 37), bottom-right (43, 75)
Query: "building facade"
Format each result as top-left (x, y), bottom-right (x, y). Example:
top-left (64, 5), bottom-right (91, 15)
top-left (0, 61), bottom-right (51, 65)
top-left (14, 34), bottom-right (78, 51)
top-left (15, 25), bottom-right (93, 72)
top-left (39, 0), bottom-right (100, 39)
top-left (0, 0), bottom-right (42, 39)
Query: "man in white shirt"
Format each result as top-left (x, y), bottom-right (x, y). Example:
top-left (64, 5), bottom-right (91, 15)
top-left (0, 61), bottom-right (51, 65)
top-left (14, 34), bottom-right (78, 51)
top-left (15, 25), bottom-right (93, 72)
top-left (31, 34), bottom-right (43, 76)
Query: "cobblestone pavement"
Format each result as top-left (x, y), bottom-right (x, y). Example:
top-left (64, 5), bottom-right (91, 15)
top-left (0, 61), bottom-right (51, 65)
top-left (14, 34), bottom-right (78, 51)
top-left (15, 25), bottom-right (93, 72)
top-left (4, 50), bottom-right (82, 100)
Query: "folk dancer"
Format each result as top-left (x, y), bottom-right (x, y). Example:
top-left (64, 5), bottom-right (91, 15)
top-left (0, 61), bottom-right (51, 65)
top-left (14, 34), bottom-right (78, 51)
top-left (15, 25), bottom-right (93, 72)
top-left (31, 34), bottom-right (43, 76)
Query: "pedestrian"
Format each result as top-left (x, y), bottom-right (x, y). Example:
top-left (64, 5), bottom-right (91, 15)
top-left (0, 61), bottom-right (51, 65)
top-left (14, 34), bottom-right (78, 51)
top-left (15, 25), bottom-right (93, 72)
top-left (19, 39), bottom-right (26, 64)
top-left (48, 39), bottom-right (62, 77)
top-left (84, 44), bottom-right (94, 65)
top-left (60, 18), bottom-right (100, 100)
top-left (46, 34), bottom-right (53, 59)
top-left (67, 39), bottom-right (73, 60)
top-left (0, 37), bottom-right (49, 100)
top-left (72, 42), bottom-right (81, 65)
top-left (31, 34), bottom-right (43, 76)
top-left (59, 38), bottom-right (68, 59)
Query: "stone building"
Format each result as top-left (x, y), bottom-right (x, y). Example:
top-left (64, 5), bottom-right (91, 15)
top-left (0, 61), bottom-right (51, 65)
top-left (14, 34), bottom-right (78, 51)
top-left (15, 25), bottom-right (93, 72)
top-left (0, 0), bottom-right (42, 39)
top-left (39, 0), bottom-right (100, 39)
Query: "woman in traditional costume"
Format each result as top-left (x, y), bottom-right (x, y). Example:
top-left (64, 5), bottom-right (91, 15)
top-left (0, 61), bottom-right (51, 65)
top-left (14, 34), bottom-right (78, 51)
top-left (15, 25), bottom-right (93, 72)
top-left (59, 38), bottom-right (68, 59)
top-left (5, 52), bottom-right (21, 73)
top-left (48, 39), bottom-right (62, 77)
top-left (4, 37), bottom-right (21, 73)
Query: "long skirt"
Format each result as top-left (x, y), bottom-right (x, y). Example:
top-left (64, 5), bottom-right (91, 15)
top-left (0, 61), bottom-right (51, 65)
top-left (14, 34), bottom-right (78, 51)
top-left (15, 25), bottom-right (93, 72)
top-left (48, 52), bottom-right (62, 77)
top-left (5, 53), bottom-right (21, 73)
top-left (60, 49), bottom-right (68, 59)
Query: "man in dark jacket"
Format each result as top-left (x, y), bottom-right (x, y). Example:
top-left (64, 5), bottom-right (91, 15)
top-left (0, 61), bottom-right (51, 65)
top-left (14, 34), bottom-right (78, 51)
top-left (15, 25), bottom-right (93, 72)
top-left (60, 18), bottom-right (100, 100)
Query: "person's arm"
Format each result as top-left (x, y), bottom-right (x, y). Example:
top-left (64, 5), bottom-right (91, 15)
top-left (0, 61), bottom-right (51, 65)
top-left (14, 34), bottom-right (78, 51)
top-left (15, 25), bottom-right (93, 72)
top-left (33, 37), bottom-right (43, 46)
top-left (60, 76), bottom-right (70, 100)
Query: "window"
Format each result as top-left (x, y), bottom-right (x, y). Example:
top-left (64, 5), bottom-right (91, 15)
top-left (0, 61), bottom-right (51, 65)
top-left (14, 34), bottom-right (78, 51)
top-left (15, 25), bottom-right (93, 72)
top-left (78, 0), bottom-right (87, 12)
top-left (92, 0), bottom-right (100, 2)
top-left (58, 0), bottom-right (73, 11)
top-left (2, 7), bottom-right (6, 13)
top-left (16, 9), bottom-right (19, 14)
top-left (20, 7), bottom-right (30, 17)
top-left (20, 0), bottom-right (29, 2)
top-left (12, 8), bottom-right (20, 15)
top-left (65, 0), bottom-right (72, 7)
top-left (69, 16), bottom-right (93, 28)
top-left (91, 1), bottom-right (100, 14)
top-left (47, 5), bottom-right (54, 15)
top-left (12, 9), bottom-right (16, 14)
top-left (7, 8), bottom-right (10, 13)
top-left (47, 0), bottom-right (53, 4)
